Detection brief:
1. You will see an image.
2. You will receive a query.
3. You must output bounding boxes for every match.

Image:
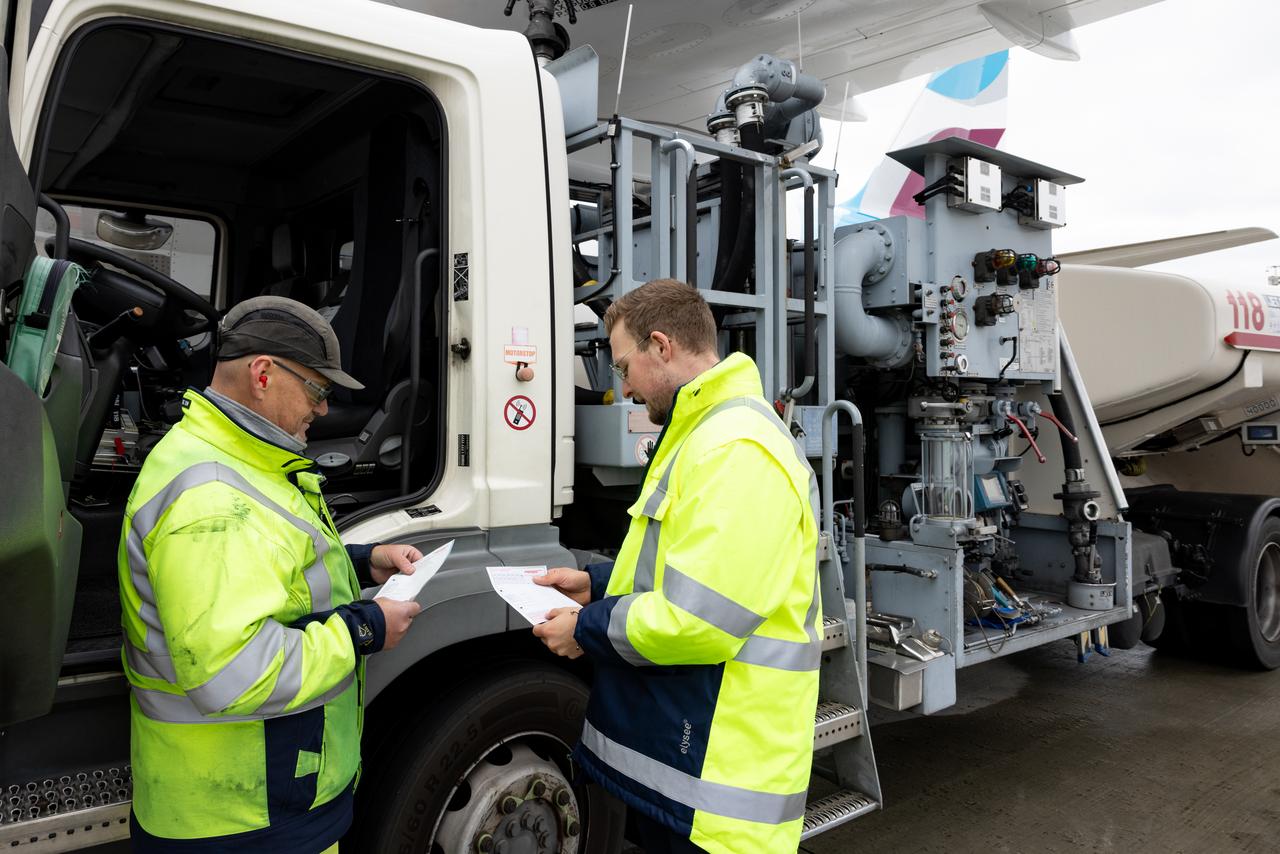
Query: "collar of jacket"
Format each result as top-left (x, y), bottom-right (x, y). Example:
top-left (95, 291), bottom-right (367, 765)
top-left (669, 351), bottom-right (764, 420)
top-left (178, 388), bottom-right (316, 475)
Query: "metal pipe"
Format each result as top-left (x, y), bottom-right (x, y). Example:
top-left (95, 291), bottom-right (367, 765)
top-left (832, 228), bottom-right (913, 365)
top-left (660, 137), bottom-right (698, 286)
top-left (401, 247), bottom-right (438, 496)
top-left (730, 54), bottom-right (825, 106)
top-left (823, 399), bottom-right (867, 696)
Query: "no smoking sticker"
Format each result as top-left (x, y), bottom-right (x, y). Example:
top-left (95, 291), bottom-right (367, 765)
top-left (504, 395), bottom-right (536, 431)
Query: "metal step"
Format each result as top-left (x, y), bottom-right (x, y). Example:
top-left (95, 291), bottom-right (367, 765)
top-left (0, 764), bottom-right (132, 851)
top-left (800, 789), bottom-right (879, 840)
top-left (820, 615), bottom-right (847, 651)
top-left (813, 701), bottom-right (862, 748)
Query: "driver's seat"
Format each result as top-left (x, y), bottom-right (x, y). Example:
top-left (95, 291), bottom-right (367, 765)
top-left (306, 113), bottom-right (435, 475)
top-left (263, 224), bottom-right (326, 307)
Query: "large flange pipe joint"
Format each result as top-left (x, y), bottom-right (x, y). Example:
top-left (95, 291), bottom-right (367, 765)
top-left (707, 112), bottom-right (738, 145)
top-left (725, 84), bottom-right (769, 129)
top-left (706, 92), bottom-right (739, 145)
top-left (833, 225), bottom-right (913, 368)
top-left (862, 222), bottom-right (895, 284)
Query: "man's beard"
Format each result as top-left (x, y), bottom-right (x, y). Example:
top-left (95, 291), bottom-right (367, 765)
top-left (645, 388), bottom-right (675, 425)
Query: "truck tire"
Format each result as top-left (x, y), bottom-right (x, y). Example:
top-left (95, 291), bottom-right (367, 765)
top-left (1146, 589), bottom-right (1190, 653)
top-left (1108, 605), bottom-right (1143, 650)
top-left (351, 661), bottom-right (626, 853)
top-left (1228, 517), bottom-right (1280, 670)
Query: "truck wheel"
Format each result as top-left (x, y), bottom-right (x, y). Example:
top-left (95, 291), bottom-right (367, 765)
top-left (1146, 589), bottom-right (1189, 653)
top-left (1229, 518), bottom-right (1280, 670)
top-left (1108, 604), bottom-right (1143, 650)
top-left (1137, 592), bottom-right (1166, 644)
top-left (352, 661), bottom-right (625, 853)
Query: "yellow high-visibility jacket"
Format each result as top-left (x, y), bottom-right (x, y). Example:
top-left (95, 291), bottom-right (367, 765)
top-left (118, 390), bottom-right (384, 850)
top-left (574, 353), bottom-right (821, 854)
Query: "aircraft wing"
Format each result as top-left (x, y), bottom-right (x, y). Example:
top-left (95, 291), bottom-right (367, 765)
top-left (394, 0), bottom-right (1162, 129)
top-left (1057, 228), bottom-right (1280, 268)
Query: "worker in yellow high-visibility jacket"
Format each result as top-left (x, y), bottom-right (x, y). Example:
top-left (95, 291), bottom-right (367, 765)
top-left (535, 279), bottom-right (821, 854)
top-left (119, 296), bottom-right (423, 851)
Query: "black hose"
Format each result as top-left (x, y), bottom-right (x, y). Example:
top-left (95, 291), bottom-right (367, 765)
top-left (851, 421), bottom-right (866, 538)
top-left (574, 122), bottom-right (623, 305)
top-left (714, 170), bottom-right (755, 293)
top-left (686, 165), bottom-right (698, 287)
top-left (1049, 394), bottom-right (1083, 470)
top-left (711, 160), bottom-right (741, 288)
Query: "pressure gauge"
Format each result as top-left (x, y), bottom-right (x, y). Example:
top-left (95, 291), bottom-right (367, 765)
top-left (949, 310), bottom-right (970, 341)
top-left (950, 276), bottom-right (968, 301)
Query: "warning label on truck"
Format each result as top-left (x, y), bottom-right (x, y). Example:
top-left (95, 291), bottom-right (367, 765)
top-left (1224, 289), bottom-right (1280, 351)
top-left (504, 395), bottom-right (536, 431)
top-left (503, 344), bottom-right (538, 365)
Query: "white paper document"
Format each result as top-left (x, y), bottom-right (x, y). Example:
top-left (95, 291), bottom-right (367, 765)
top-left (486, 566), bottom-right (580, 625)
top-left (374, 539), bottom-right (454, 601)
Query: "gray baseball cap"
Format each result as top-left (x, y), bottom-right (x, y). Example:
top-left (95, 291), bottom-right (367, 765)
top-left (217, 295), bottom-right (364, 390)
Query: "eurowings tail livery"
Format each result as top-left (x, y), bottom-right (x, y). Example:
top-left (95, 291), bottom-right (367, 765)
top-left (838, 50), bottom-right (1010, 225)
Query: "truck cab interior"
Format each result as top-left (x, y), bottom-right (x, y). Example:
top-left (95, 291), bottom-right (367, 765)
top-left (9, 20), bottom-right (449, 667)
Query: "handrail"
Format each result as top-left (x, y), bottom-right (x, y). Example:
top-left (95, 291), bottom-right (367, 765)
top-left (780, 168), bottom-right (815, 401)
top-left (660, 137), bottom-right (698, 286)
top-left (822, 399), bottom-right (867, 696)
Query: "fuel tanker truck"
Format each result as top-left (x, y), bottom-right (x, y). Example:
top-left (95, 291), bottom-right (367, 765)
top-left (1, 0), bottom-right (1277, 849)
top-left (1059, 252), bottom-right (1280, 668)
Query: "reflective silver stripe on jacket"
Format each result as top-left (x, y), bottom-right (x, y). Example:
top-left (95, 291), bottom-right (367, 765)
top-left (581, 722), bottom-right (808, 824)
top-left (622, 397), bottom-right (823, 672)
top-left (125, 460), bottom-right (339, 718)
top-left (663, 566), bottom-right (766, 638)
top-left (132, 672), bottom-right (356, 724)
top-left (607, 594), bottom-right (654, 666)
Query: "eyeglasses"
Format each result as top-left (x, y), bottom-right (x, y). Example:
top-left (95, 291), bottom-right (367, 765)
top-left (610, 336), bottom-right (647, 382)
top-left (273, 360), bottom-right (334, 404)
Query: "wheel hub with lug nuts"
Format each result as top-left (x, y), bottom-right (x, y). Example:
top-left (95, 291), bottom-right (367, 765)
top-left (434, 744), bottom-right (581, 854)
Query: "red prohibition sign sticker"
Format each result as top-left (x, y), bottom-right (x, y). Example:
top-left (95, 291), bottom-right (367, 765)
top-left (504, 395), bottom-right (536, 431)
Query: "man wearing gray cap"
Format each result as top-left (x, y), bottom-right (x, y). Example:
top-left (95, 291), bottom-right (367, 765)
top-left (118, 296), bottom-right (422, 851)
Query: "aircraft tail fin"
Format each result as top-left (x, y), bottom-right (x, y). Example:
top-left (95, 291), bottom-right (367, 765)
top-left (837, 50), bottom-right (1010, 224)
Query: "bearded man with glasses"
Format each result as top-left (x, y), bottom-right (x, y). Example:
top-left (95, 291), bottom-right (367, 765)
top-left (534, 279), bottom-right (822, 853)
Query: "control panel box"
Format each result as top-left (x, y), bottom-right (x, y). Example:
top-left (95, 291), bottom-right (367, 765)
top-left (1020, 179), bottom-right (1067, 229)
top-left (883, 138), bottom-right (1083, 383)
top-left (948, 156), bottom-right (1002, 214)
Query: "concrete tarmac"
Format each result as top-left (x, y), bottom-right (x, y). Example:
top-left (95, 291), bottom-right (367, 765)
top-left (805, 643), bottom-right (1280, 854)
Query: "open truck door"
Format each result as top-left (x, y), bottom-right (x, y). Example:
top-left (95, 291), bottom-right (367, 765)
top-left (0, 30), bottom-right (83, 727)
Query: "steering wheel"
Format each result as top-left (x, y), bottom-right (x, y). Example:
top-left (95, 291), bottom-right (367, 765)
top-left (66, 237), bottom-right (219, 339)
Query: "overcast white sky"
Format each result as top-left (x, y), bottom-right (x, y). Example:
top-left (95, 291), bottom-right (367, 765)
top-left (809, 0), bottom-right (1280, 285)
